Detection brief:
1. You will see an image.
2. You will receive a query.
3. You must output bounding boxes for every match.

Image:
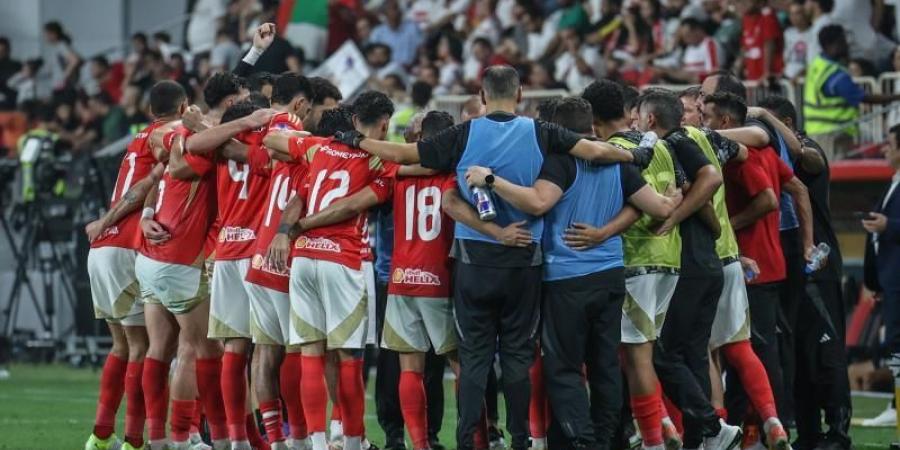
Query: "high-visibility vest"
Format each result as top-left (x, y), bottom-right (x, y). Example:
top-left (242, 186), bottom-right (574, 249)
top-left (803, 56), bottom-right (859, 136)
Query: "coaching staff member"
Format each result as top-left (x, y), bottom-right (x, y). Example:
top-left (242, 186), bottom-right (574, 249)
top-left (333, 65), bottom-right (637, 450)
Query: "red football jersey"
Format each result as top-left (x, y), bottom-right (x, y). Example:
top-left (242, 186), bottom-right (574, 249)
top-left (387, 173), bottom-right (456, 298)
top-left (92, 120), bottom-right (166, 249)
top-left (213, 127), bottom-right (270, 260)
top-left (140, 126), bottom-right (217, 266)
top-left (289, 136), bottom-right (390, 270)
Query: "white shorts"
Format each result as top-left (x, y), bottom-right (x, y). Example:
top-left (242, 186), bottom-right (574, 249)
top-left (246, 281), bottom-right (290, 346)
top-left (209, 258), bottom-right (252, 340)
top-left (363, 261), bottom-right (377, 346)
top-left (621, 272), bottom-right (680, 344)
top-left (382, 295), bottom-right (457, 354)
top-left (135, 254), bottom-right (208, 315)
top-left (87, 247), bottom-right (144, 326)
top-left (709, 260), bottom-right (752, 349)
top-left (288, 257), bottom-right (369, 349)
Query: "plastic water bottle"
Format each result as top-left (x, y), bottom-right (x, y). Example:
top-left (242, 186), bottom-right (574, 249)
top-left (804, 243), bottom-right (831, 274)
top-left (639, 131), bottom-right (658, 149)
top-left (472, 186), bottom-right (497, 221)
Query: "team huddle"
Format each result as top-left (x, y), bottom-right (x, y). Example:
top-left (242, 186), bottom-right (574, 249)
top-left (83, 41), bottom-right (844, 450)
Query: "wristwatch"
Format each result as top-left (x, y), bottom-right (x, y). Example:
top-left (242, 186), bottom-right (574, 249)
top-left (484, 174), bottom-right (495, 187)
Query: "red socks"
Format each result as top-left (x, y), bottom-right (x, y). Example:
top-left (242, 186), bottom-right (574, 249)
top-left (261, 399), bottom-right (285, 443)
top-left (93, 353), bottom-right (127, 439)
top-left (528, 355), bottom-right (547, 440)
top-left (196, 357), bottom-right (228, 441)
top-left (222, 351), bottom-right (249, 441)
top-left (281, 353), bottom-right (307, 439)
top-left (170, 399), bottom-right (195, 442)
top-left (399, 371), bottom-right (429, 449)
top-left (338, 359), bottom-right (365, 438)
top-left (331, 402), bottom-right (342, 422)
top-left (124, 361), bottom-right (145, 448)
top-left (301, 355), bottom-right (328, 433)
top-left (661, 390), bottom-right (683, 434)
top-left (142, 357), bottom-right (169, 441)
top-left (247, 413), bottom-right (270, 450)
top-left (631, 387), bottom-right (664, 446)
top-left (722, 341), bottom-right (778, 421)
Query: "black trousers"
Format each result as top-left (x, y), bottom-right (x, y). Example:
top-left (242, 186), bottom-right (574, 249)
top-left (778, 228), bottom-right (804, 423)
top-left (454, 262), bottom-right (541, 450)
top-left (725, 282), bottom-right (785, 426)
top-left (793, 280), bottom-right (851, 450)
top-left (542, 270), bottom-right (625, 449)
top-left (654, 273), bottom-right (724, 448)
top-left (374, 280), bottom-right (448, 447)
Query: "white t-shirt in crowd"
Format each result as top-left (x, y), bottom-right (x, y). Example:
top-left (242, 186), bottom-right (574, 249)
top-left (681, 36), bottom-right (720, 77)
top-left (555, 47), bottom-right (604, 93)
top-left (806, 14), bottom-right (832, 66)
top-left (783, 26), bottom-right (812, 79)
top-left (187, 0), bottom-right (226, 54)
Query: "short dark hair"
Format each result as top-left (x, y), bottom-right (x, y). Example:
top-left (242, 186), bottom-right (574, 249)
top-left (704, 91), bottom-right (748, 125)
top-left (709, 70), bottom-right (746, 101)
top-left (245, 92), bottom-right (271, 109)
top-left (890, 123), bottom-right (900, 142)
top-left (203, 72), bottom-right (242, 108)
top-left (681, 17), bottom-right (705, 31)
top-left (317, 105), bottom-right (355, 136)
top-left (364, 43), bottom-right (392, 57)
top-left (272, 73), bottom-right (313, 106)
top-left (131, 32), bottom-right (147, 44)
top-left (819, 24), bottom-right (845, 49)
top-left (149, 80), bottom-right (187, 117)
top-left (622, 85), bottom-right (641, 112)
top-left (411, 81), bottom-right (433, 108)
top-left (809, 0), bottom-right (834, 13)
top-left (22, 100), bottom-right (55, 124)
top-left (221, 99), bottom-right (261, 124)
top-left (758, 95), bottom-right (797, 126)
top-left (472, 37), bottom-right (493, 50)
top-left (679, 86), bottom-right (702, 101)
top-left (582, 80), bottom-right (624, 123)
top-left (90, 55), bottom-right (110, 69)
top-left (352, 91), bottom-right (395, 126)
top-left (482, 65), bottom-right (520, 100)
top-left (247, 72), bottom-right (276, 93)
top-left (552, 97), bottom-right (593, 134)
top-left (421, 110), bottom-right (454, 138)
top-left (309, 77), bottom-right (342, 105)
top-left (153, 31), bottom-right (171, 43)
top-left (639, 89), bottom-right (684, 131)
top-left (536, 98), bottom-right (559, 122)
top-left (0, 37), bottom-right (9, 49)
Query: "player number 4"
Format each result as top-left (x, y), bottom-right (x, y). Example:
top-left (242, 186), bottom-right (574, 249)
top-left (228, 160), bottom-right (249, 200)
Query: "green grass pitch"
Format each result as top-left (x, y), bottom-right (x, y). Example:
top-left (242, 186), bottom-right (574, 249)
top-left (0, 364), bottom-right (894, 449)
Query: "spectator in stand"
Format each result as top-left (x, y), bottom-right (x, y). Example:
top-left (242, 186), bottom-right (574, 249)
top-left (407, 0), bottom-right (472, 34)
top-left (169, 54), bottom-right (193, 95)
top-left (152, 32), bottom-right (187, 64)
top-left (554, 27), bottom-right (604, 93)
top-left (370, 0), bottom-right (423, 68)
top-left (356, 15), bottom-right (375, 48)
top-left (86, 56), bottom-right (124, 104)
top-left (465, 0), bottom-right (503, 53)
top-left (736, 0), bottom-right (784, 82)
top-left (187, 0), bottom-right (227, 53)
top-left (0, 37), bottom-right (22, 110)
top-left (804, 0), bottom-right (833, 67)
top-left (417, 65), bottom-right (440, 90)
top-left (87, 93), bottom-right (128, 146)
top-left (587, 0), bottom-right (625, 52)
top-left (127, 32), bottom-right (148, 65)
top-left (7, 59), bottom-right (45, 106)
top-left (654, 17), bottom-right (720, 84)
top-left (120, 83), bottom-right (148, 131)
top-left (639, 0), bottom-right (673, 56)
top-left (680, 86), bottom-right (703, 127)
top-left (849, 58), bottom-right (878, 78)
top-left (326, 0), bottom-right (360, 55)
top-left (210, 29), bottom-right (243, 73)
top-left (436, 34), bottom-right (464, 95)
top-left (516, 4), bottom-right (555, 62)
top-left (463, 37), bottom-right (495, 89)
top-left (556, 0), bottom-right (591, 35)
top-left (389, 80), bottom-right (432, 142)
top-left (832, 0), bottom-right (890, 64)
top-left (43, 21), bottom-right (82, 93)
top-left (247, 72), bottom-right (276, 99)
top-left (784, 0), bottom-right (813, 80)
top-left (523, 61), bottom-right (563, 91)
top-left (366, 43), bottom-right (407, 85)
top-left (804, 25), bottom-right (900, 159)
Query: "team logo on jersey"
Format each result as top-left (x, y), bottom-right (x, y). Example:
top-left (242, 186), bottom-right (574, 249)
top-left (320, 145), bottom-right (368, 160)
top-left (218, 227), bottom-right (257, 243)
top-left (251, 253), bottom-right (288, 275)
top-left (96, 226), bottom-right (120, 240)
top-left (294, 236), bottom-right (341, 252)
top-left (392, 268), bottom-right (441, 286)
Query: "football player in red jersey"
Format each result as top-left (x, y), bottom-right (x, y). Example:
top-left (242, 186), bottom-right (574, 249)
top-left (136, 73), bottom-right (245, 450)
top-left (262, 95), bottom-right (394, 450)
top-left (82, 80), bottom-right (184, 450)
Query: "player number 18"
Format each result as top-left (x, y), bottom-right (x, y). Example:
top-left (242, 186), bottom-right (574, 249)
top-left (404, 186), bottom-right (441, 242)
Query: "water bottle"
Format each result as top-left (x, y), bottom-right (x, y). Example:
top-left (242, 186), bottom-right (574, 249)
top-left (472, 186), bottom-right (497, 221)
top-left (639, 131), bottom-right (658, 149)
top-left (804, 243), bottom-right (831, 274)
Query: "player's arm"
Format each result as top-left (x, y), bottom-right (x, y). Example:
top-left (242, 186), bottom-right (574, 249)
top-left (441, 188), bottom-right (532, 247)
top-left (782, 176), bottom-right (814, 258)
top-left (262, 130), bottom-right (312, 161)
top-left (149, 122), bottom-right (181, 163)
top-left (716, 126), bottom-right (770, 149)
top-left (627, 183), bottom-right (682, 221)
top-left (568, 138), bottom-right (635, 164)
top-left (266, 195), bottom-right (306, 272)
top-left (167, 134), bottom-right (200, 180)
top-left (360, 139), bottom-right (421, 164)
top-left (465, 166), bottom-right (562, 216)
top-left (564, 206), bottom-right (641, 250)
top-left (86, 163), bottom-right (165, 241)
top-left (730, 188), bottom-right (778, 231)
top-left (705, 128), bottom-right (748, 163)
top-left (397, 164), bottom-right (437, 177)
top-left (746, 107), bottom-right (806, 161)
top-left (138, 171), bottom-right (170, 245)
top-left (697, 202), bottom-right (722, 239)
top-left (655, 139), bottom-right (722, 235)
top-left (298, 187), bottom-right (381, 232)
top-left (185, 108), bottom-right (274, 154)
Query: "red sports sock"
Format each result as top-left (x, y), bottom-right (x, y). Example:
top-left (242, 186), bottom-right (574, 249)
top-left (301, 355), bottom-right (328, 433)
top-left (142, 357), bottom-right (169, 441)
top-left (715, 407), bottom-right (728, 420)
top-left (196, 357), bottom-right (228, 441)
top-left (631, 388), bottom-right (664, 446)
top-left (331, 401), bottom-right (342, 422)
top-left (722, 341), bottom-right (778, 421)
top-left (661, 390), bottom-right (683, 434)
top-left (124, 361), bottom-right (145, 448)
top-left (222, 351), bottom-right (249, 441)
top-left (337, 359), bottom-right (365, 437)
top-left (261, 399), bottom-right (285, 443)
top-left (93, 353), bottom-right (127, 439)
top-left (190, 399), bottom-right (202, 435)
top-left (247, 413), bottom-right (270, 450)
top-left (528, 355), bottom-right (547, 439)
top-left (399, 371), bottom-right (429, 449)
top-left (281, 353), bottom-right (307, 439)
top-left (474, 406), bottom-right (490, 449)
top-left (170, 399), bottom-right (195, 442)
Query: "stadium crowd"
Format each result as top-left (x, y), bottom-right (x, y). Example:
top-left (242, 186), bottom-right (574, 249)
top-left (1, 1), bottom-right (900, 450)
